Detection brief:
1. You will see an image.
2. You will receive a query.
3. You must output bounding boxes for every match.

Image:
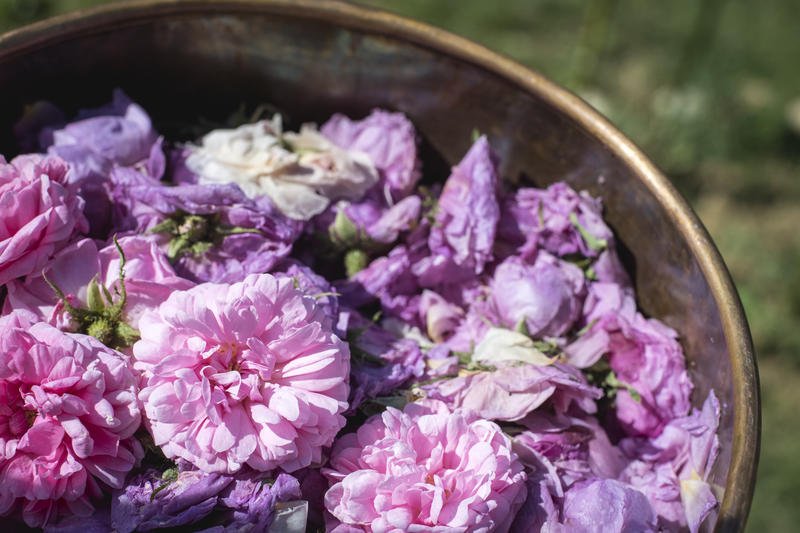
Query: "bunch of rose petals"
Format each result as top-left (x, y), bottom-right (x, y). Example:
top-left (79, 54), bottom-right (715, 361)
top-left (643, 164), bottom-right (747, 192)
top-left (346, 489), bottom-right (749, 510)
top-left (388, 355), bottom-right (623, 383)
top-left (0, 90), bottom-right (720, 533)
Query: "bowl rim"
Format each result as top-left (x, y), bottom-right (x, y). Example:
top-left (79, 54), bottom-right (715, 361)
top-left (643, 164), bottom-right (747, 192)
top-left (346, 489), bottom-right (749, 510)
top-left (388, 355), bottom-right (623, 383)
top-left (0, 0), bottom-right (760, 530)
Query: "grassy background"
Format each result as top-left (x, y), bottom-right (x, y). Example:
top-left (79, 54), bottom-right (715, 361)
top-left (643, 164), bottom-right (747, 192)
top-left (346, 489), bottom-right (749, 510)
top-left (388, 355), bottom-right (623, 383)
top-left (2, 0), bottom-right (798, 530)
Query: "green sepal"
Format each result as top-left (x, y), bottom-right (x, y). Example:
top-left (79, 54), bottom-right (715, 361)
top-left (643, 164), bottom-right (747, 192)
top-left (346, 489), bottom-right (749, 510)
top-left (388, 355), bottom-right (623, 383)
top-left (344, 249), bottom-right (369, 277)
top-left (86, 277), bottom-right (106, 312)
top-left (149, 217), bottom-right (179, 235)
top-left (116, 322), bottom-right (141, 347)
top-left (569, 212), bottom-right (608, 251)
top-left (151, 467), bottom-right (180, 501)
top-left (514, 317), bottom-right (531, 337)
top-left (329, 209), bottom-right (362, 249)
top-left (87, 318), bottom-right (115, 346)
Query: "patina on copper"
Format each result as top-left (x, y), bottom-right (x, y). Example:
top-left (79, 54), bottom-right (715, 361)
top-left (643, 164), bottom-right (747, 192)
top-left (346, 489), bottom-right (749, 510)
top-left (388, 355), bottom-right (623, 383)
top-left (0, 1), bottom-right (758, 530)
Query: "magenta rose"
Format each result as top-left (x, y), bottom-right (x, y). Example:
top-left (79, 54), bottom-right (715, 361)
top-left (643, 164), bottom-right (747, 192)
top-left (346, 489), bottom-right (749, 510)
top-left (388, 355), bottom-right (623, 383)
top-left (0, 311), bottom-right (141, 528)
top-left (566, 282), bottom-right (693, 437)
top-left (0, 154), bottom-right (87, 286)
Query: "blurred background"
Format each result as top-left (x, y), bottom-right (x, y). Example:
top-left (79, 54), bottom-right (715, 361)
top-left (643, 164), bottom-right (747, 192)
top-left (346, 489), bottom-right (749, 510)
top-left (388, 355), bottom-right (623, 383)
top-left (2, 0), bottom-right (797, 530)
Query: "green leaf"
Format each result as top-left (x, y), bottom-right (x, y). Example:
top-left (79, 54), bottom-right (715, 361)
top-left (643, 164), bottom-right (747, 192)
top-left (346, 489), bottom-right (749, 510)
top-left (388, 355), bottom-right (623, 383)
top-left (514, 317), bottom-right (532, 337)
top-left (216, 225), bottom-right (263, 237)
top-left (569, 212), bottom-right (608, 251)
top-left (628, 388), bottom-right (642, 403)
top-left (576, 319), bottom-right (599, 337)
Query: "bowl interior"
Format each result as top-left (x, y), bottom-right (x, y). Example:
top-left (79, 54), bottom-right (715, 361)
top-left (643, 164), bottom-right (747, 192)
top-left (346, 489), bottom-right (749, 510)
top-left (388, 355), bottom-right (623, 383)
top-left (0, 1), bottom-right (758, 530)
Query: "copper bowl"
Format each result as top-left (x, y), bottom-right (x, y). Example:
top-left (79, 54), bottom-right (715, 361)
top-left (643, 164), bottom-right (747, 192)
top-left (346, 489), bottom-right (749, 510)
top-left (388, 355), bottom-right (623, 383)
top-left (0, 1), bottom-right (759, 530)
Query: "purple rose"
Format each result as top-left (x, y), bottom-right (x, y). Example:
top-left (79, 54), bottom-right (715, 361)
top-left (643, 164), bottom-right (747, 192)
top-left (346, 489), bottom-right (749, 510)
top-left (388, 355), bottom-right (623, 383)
top-left (120, 182), bottom-right (303, 283)
top-left (0, 155), bottom-right (87, 286)
top-left (510, 476), bottom-right (561, 533)
top-left (345, 310), bottom-right (425, 410)
top-left (46, 89), bottom-right (165, 181)
top-left (40, 90), bottom-right (165, 238)
top-left (514, 413), bottom-right (626, 489)
top-left (490, 253), bottom-right (586, 338)
top-left (593, 248), bottom-right (632, 286)
top-left (339, 244), bottom-right (422, 324)
top-left (417, 136), bottom-right (500, 285)
top-left (336, 194), bottom-right (422, 245)
top-left (440, 290), bottom-right (495, 353)
top-left (208, 472), bottom-right (302, 532)
top-left (316, 192), bottom-right (422, 266)
top-left (561, 479), bottom-right (657, 532)
top-left (321, 109), bottom-right (420, 199)
top-left (314, 110), bottom-right (423, 255)
top-left (111, 466), bottom-right (300, 533)
top-left (111, 468), bottom-right (233, 532)
top-left (620, 392), bottom-right (720, 532)
top-left (510, 433), bottom-right (569, 532)
top-left (498, 182), bottom-right (613, 259)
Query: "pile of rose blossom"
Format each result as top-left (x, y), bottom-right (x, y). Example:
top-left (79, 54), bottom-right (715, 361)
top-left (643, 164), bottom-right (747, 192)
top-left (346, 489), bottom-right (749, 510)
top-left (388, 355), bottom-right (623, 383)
top-left (0, 90), bottom-right (720, 533)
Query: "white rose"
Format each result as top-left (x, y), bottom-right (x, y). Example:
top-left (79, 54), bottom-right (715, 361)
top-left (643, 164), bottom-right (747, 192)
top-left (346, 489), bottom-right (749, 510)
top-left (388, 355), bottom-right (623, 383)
top-left (185, 116), bottom-right (378, 220)
top-left (472, 327), bottom-right (553, 366)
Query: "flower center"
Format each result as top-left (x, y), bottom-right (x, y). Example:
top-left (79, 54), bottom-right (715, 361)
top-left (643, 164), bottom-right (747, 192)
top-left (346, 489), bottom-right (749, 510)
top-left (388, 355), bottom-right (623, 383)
top-left (24, 408), bottom-right (37, 428)
top-left (150, 211), bottom-right (264, 261)
top-left (178, 215), bottom-right (212, 242)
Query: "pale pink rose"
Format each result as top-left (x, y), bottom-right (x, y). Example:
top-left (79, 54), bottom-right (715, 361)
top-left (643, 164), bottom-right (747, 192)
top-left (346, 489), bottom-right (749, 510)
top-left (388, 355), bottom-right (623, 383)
top-left (424, 362), bottom-right (601, 422)
top-left (0, 154), bottom-right (87, 286)
top-left (323, 400), bottom-right (527, 532)
top-left (133, 273), bottom-right (350, 474)
top-left (0, 311), bottom-right (141, 528)
top-left (3, 236), bottom-right (193, 332)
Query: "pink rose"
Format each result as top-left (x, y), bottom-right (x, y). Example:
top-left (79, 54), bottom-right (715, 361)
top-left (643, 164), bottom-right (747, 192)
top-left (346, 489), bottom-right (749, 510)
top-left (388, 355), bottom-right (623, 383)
top-left (0, 311), bottom-right (141, 528)
top-left (3, 236), bottom-right (193, 333)
top-left (0, 154), bottom-right (87, 286)
top-left (324, 400), bottom-right (527, 532)
top-left (133, 273), bottom-right (350, 474)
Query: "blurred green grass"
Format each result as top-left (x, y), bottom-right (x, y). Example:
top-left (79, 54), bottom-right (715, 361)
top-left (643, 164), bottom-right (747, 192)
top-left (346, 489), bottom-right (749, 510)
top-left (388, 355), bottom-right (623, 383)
top-left (2, 0), bottom-right (798, 530)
